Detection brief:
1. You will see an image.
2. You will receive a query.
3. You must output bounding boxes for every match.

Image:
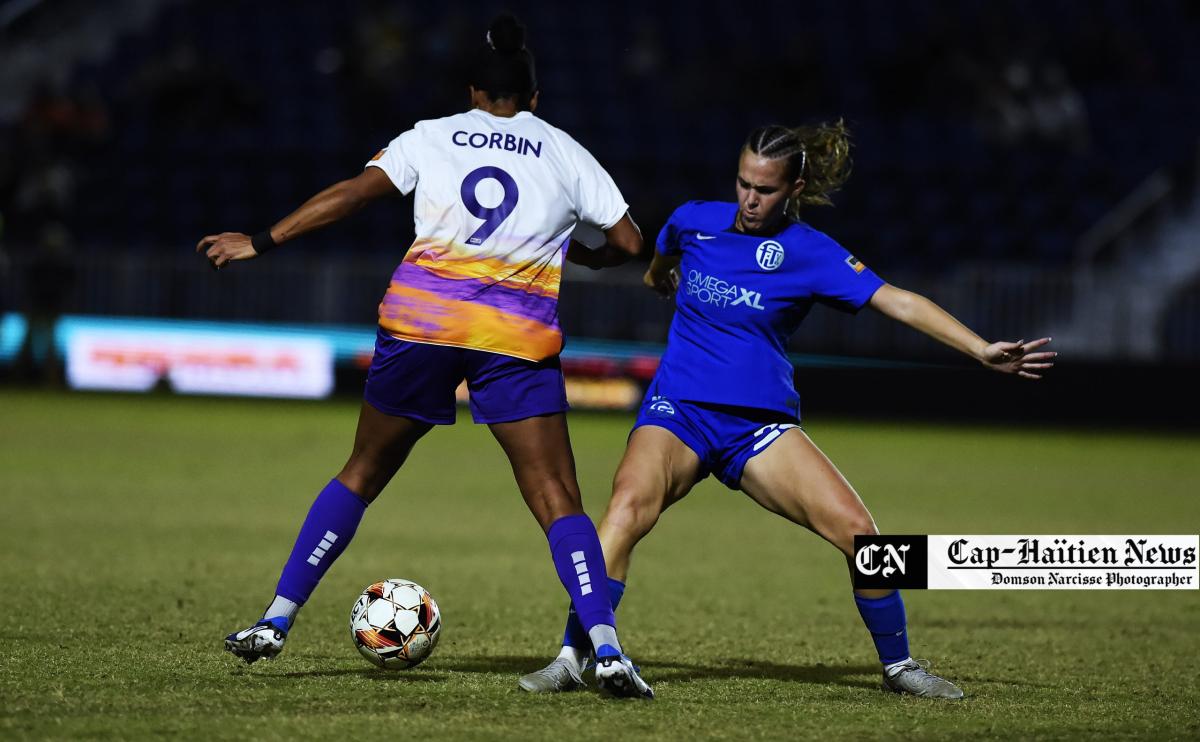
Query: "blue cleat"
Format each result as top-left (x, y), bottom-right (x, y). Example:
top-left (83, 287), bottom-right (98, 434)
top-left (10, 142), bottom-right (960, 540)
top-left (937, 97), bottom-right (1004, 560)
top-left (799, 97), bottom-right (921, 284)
top-left (224, 616), bottom-right (289, 664)
top-left (594, 644), bottom-right (654, 700)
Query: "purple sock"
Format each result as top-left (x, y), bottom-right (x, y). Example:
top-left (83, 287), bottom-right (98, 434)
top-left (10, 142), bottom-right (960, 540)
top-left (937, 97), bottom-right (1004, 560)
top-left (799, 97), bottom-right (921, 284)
top-left (546, 514), bottom-right (616, 634)
top-left (562, 577), bottom-right (624, 649)
top-left (854, 591), bottom-right (910, 665)
top-left (274, 479), bottom-right (367, 604)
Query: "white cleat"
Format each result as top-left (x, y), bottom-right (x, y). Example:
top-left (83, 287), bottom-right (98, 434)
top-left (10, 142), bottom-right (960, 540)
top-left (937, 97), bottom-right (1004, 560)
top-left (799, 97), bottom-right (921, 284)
top-left (594, 645), bottom-right (654, 700)
top-left (518, 657), bottom-right (586, 693)
top-left (882, 659), bottom-right (964, 699)
top-left (224, 617), bottom-right (289, 664)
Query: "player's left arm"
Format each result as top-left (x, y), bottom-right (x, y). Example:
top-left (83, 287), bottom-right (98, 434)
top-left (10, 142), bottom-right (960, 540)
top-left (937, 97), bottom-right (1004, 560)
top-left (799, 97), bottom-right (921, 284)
top-left (868, 283), bottom-right (1056, 379)
top-left (196, 167), bottom-right (397, 269)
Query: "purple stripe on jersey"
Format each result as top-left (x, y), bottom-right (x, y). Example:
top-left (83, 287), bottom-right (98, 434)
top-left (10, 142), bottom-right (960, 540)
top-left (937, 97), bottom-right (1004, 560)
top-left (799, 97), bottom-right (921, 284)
top-left (385, 262), bottom-right (561, 325)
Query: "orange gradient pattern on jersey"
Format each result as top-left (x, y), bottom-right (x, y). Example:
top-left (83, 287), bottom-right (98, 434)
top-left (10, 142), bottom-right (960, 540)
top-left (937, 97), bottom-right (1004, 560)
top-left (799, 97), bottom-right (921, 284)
top-left (379, 284), bottom-right (563, 361)
top-left (377, 238), bottom-right (567, 361)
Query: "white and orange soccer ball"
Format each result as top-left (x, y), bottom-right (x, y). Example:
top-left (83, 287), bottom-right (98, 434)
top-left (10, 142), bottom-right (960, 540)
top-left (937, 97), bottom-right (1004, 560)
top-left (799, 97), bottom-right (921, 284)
top-left (350, 579), bottom-right (441, 669)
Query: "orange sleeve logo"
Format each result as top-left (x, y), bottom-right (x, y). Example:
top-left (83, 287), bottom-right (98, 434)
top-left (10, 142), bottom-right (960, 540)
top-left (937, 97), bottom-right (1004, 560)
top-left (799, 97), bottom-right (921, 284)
top-left (370, 149), bottom-right (386, 161)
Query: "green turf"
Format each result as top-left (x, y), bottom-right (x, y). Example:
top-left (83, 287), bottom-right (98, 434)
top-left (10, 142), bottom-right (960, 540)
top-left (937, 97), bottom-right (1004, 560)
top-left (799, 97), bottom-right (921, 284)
top-left (1, 390), bottom-right (1198, 740)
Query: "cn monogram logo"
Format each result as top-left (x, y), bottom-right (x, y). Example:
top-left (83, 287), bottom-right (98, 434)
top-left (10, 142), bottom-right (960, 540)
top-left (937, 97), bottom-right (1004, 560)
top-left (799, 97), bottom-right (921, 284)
top-left (853, 535), bottom-right (929, 589)
top-left (572, 550), bottom-right (593, 595)
top-left (856, 543), bottom-right (909, 578)
top-left (306, 530), bottom-right (338, 567)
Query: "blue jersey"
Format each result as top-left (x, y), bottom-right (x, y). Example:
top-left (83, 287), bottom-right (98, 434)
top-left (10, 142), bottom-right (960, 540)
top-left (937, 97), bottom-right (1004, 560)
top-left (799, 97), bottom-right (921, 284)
top-left (653, 201), bottom-right (885, 417)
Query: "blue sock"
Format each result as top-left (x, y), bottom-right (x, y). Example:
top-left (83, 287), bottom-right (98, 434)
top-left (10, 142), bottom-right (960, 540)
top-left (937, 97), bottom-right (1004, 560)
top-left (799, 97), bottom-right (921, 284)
top-left (562, 577), bottom-right (625, 649)
top-left (274, 479), bottom-right (367, 604)
top-left (854, 591), bottom-right (910, 665)
top-left (546, 514), bottom-right (617, 635)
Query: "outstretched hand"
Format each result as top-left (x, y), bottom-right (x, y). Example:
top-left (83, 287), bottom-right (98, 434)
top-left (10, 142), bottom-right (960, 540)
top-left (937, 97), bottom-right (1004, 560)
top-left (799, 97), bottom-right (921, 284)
top-left (980, 337), bottom-right (1056, 379)
top-left (196, 232), bottom-right (257, 270)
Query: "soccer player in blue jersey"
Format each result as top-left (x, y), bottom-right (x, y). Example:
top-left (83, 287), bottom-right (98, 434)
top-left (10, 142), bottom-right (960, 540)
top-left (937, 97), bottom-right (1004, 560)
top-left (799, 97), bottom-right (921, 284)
top-left (520, 121), bottom-right (1055, 698)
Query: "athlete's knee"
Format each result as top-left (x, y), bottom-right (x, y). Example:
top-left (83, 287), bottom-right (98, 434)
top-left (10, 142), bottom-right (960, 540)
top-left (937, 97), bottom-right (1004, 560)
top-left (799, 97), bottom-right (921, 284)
top-left (337, 451), bottom-right (393, 504)
top-left (832, 510), bottom-right (879, 557)
top-left (334, 470), bottom-right (378, 504)
top-left (519, 471), bottom-right (584, 526)
top-left (603, 480), bottom-right (661, 541)
top-left (540, 476), bottom-right (584, 513)
top-left (523, 464), bottom-right (581, 500)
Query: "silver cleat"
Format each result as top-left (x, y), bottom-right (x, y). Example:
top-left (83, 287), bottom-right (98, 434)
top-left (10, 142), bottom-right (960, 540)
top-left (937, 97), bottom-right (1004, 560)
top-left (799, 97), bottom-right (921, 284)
top-left (882, 658), bottom-right (964, 699)
top-left (518, 657), bottom-right (586, 693)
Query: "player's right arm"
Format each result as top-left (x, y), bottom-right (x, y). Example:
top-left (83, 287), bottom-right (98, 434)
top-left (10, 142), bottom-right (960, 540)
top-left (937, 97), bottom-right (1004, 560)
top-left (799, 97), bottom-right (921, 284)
top-left (565, 213), bottom-right (643, 269)
top-left (197, 166), bottom-right (397, 269)
top-left (560, 132), bottom-right (640, 268)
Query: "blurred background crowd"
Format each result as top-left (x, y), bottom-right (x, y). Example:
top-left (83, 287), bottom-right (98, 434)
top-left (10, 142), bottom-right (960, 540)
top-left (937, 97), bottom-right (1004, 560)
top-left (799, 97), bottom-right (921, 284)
top-left (1, 0), bottom-right (1198, 414)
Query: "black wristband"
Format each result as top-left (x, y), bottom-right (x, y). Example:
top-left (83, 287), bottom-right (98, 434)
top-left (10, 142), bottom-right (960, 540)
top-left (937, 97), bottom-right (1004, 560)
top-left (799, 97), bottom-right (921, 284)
top-left (251, 230), bottom-right (277, 256)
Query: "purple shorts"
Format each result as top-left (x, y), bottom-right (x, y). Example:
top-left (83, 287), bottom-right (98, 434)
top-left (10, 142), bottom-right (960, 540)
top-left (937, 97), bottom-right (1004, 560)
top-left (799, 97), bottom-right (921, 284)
top-left (363, 329), bottom-right (569, 425)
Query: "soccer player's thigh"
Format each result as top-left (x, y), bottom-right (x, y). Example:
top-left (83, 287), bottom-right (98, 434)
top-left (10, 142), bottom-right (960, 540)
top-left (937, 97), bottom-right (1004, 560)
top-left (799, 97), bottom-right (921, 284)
top-left (599, 425), bottom-right (704, 578)
top-left (488, 412), bottom-right (585, 528)
top-left (739, 427), bottom-right (878, 559)
top-left (337, 401), bottom-right (434, 502)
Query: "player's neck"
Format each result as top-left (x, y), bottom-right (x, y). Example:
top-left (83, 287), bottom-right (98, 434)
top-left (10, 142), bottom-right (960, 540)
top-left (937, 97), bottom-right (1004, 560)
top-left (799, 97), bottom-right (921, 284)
top-left (473, 101), bottom-right (523, 118)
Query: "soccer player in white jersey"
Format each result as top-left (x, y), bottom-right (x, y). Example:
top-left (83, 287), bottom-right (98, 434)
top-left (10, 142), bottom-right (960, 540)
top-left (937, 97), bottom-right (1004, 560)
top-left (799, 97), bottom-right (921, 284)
top-left (522, 121), bottom-right (1056, 698)
top-left (199, 14), bottom-right (653, 699)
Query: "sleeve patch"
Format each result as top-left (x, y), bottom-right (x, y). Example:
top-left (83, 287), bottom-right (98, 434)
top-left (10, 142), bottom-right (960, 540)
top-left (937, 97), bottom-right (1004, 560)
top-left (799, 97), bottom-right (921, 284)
top-left (845, 255), bottom-right (866, 273)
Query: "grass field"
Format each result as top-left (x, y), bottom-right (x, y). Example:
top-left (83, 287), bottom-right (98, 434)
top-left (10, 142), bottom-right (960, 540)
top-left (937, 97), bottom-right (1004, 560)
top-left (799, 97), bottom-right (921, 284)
top-left (1, 389), bottom-right (1198, 740)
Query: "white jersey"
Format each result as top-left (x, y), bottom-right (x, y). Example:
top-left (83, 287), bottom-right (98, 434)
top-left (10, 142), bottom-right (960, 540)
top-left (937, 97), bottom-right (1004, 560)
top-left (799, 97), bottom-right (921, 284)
top-left (366, 109), bottom-right (627, 361)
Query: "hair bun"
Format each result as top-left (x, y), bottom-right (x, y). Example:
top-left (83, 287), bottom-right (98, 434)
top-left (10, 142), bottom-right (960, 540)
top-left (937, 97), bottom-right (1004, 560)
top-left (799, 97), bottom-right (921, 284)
top-left (486, 14), bottom-right (526, 53)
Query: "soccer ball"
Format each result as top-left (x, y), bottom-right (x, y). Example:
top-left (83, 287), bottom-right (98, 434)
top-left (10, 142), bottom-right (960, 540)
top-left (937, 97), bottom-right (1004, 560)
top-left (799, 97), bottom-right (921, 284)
top-left (350, 579), bottom-right (442, 669)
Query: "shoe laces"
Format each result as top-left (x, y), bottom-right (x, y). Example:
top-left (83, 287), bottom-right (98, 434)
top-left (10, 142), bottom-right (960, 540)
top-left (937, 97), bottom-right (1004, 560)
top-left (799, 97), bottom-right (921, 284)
top-left (892, 658), bottom-right (932, 678)
top-left (539, 658), bottom-right (582, 681)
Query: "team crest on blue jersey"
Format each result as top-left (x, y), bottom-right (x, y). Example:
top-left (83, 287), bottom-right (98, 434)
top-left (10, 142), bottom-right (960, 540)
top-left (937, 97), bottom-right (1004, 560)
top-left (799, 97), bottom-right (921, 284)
top-left (756, 240), bottom-right (785, 271)
top-left (647, 396), bottom-right (676, 417)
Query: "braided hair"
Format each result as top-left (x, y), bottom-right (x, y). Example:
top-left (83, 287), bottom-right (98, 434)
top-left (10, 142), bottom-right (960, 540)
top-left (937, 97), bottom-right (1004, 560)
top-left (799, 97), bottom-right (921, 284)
top-left (743, 119), bottom-right (853, 218)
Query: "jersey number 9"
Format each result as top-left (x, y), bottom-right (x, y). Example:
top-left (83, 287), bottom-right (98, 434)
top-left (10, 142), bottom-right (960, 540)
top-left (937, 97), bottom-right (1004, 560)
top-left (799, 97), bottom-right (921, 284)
top-left (460, 166), bottom-right (519, 246)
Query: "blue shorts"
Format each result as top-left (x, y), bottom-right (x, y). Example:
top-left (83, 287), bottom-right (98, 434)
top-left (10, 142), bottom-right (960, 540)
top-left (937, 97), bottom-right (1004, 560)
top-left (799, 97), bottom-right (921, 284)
top-left (632, 389), bottom-right (800, 490)
top-left (364, 329), bottom-right (569, 425)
